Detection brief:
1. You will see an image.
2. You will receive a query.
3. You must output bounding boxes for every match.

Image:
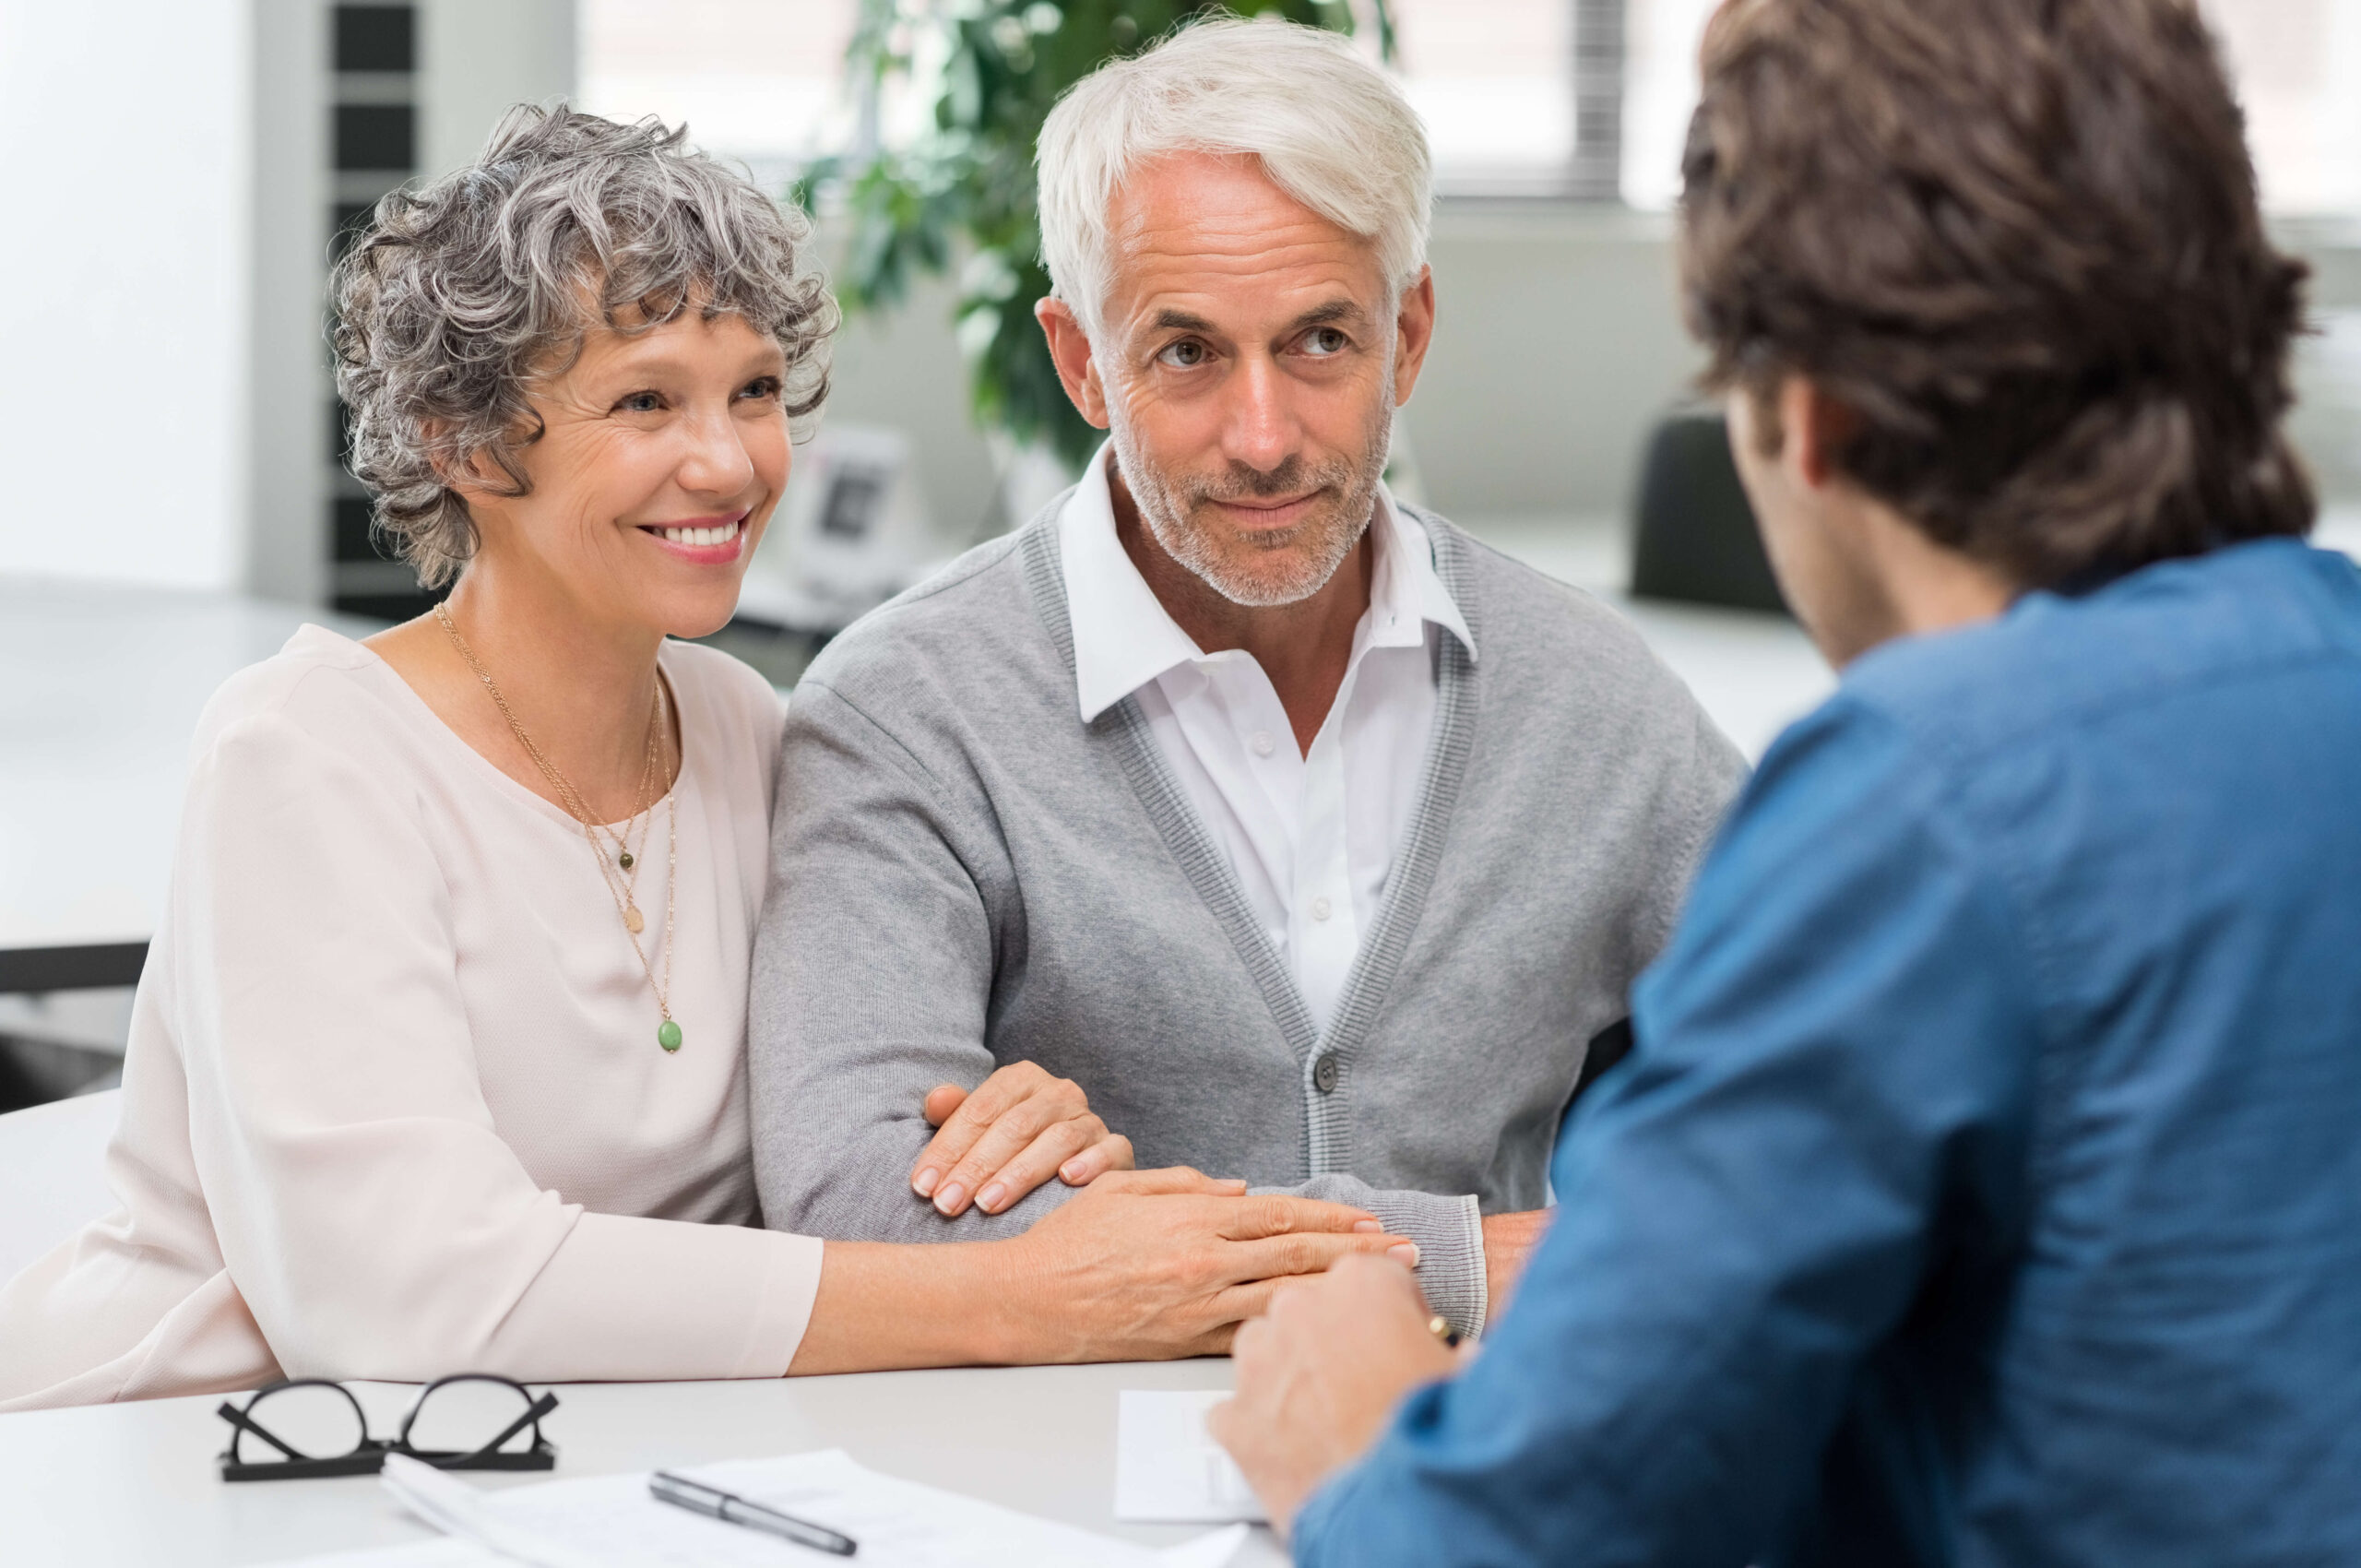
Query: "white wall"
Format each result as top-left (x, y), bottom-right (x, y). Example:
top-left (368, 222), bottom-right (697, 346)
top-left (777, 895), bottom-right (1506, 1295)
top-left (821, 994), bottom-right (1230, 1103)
top-left (0, 0), bottom-right (252, 589)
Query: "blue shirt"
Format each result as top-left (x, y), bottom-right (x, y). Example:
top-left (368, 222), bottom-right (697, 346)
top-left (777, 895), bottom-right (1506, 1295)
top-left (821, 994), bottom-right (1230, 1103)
top-left (1295, 539), bottom-right (2361, 1568)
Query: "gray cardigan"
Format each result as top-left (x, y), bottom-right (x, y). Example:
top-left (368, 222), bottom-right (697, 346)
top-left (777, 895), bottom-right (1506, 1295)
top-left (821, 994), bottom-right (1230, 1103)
top-left (748, 504), bottom-right (1745, 1333)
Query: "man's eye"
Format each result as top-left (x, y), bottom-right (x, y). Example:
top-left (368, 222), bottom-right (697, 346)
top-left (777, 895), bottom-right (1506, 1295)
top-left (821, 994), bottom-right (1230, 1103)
top-left (1157, 339), bottom-right (1211, 369)
top-left (615, 390), bottom-right (664, 414)
top-left (1303, 327), bottom-right (1349, 357)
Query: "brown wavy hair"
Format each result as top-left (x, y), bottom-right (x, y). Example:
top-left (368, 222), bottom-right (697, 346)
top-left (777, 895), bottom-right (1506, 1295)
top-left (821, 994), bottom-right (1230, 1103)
top-left (1679, 0), bottom-right (2314, 589)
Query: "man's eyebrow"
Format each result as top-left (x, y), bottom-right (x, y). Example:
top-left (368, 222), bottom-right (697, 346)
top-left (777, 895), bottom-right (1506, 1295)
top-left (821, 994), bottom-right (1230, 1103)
top-left (1289, 300), bottom-right (1367, 330)
top-left (1143, 300), bottom-right (1369, 337)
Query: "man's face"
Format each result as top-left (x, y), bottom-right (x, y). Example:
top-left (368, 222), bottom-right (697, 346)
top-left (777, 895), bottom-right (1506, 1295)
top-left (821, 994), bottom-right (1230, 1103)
top-left (1086, 153), bottom-right (1431, 608)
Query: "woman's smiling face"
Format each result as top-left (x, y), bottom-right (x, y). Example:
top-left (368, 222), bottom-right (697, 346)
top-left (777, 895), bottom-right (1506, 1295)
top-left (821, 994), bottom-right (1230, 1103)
top-left (459, 307), bottom-right (791, 639)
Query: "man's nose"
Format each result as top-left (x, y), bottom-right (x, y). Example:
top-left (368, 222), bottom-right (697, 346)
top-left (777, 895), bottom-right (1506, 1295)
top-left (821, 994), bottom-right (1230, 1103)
top-left (1221, 353), bottom-right (1301, 477)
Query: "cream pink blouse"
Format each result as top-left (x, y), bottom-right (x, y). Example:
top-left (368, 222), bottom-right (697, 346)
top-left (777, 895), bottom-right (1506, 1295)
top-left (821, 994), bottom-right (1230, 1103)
top-left (0, 626), bottom-right (822, 1409)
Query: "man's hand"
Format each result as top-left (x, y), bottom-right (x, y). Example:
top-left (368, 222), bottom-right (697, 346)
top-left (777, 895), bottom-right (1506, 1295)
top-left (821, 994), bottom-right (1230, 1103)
top-left (908, 1062), bottom-right (1135, 1218)
top-left (1210, 1253), bottom-right (1462, 1537)
top-left (1001, 1168), bottom-right (1420, 1362)
top-left (1482, 1208), bottom-right (1554, 1319)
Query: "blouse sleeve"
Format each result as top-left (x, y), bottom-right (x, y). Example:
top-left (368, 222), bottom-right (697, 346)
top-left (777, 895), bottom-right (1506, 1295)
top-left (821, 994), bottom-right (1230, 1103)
top-left (172, 695), bottom-right (820, 1384)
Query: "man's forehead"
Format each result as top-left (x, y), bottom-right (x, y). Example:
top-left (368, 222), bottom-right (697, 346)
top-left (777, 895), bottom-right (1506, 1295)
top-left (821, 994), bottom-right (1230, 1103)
top-left (1104, 151), bottom-right (1386, 334)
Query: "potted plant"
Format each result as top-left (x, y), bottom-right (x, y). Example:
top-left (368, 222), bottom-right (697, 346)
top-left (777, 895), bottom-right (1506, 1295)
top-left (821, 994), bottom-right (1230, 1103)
top-left (801, 1), bottom-right (1397, 519)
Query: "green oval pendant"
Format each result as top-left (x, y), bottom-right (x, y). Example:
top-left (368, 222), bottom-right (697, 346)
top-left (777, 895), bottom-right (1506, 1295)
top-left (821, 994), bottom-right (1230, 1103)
top-left (618, 851), bottom-right (635, 870)
top-left (658, 1018), bottom-right (682, 1053)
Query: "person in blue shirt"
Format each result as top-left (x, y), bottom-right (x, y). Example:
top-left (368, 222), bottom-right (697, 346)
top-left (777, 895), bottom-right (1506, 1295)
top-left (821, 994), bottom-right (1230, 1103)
top-left (1209, 1), bottom-right (2361, 1563)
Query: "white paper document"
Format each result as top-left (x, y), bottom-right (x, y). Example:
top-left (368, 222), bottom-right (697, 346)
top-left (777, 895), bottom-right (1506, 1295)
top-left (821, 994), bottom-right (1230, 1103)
top-left (1115, 1390), bottom-right (1268, 1525)
top-left (268, 1448), bottom-right (1224, 1567)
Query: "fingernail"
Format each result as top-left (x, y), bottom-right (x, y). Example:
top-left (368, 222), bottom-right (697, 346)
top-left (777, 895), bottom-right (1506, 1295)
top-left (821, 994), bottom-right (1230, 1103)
top-left (1060, 1159), bottom-right (1086, 1183)
top-left (976, 1182), bottom-right (1008, 1213)
top-left (1353, 1219), bottom-right (1382, 1233)
top-left (1389, 1242), bottom-right (1421, 1267)
top-left (913, 1168), bottom-right (940, 1198)
top-left (934, 1182), bottom-right (967, 1216)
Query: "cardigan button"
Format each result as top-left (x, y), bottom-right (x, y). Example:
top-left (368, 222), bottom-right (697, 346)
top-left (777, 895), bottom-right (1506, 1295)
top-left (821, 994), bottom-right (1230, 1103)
top-left (1312, 1052), bottom-right (1341, 1093)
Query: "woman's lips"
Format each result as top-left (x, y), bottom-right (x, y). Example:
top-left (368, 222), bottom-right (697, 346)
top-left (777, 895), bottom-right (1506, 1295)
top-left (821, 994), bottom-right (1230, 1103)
top-left (636, 515), bottom-right (747, 564)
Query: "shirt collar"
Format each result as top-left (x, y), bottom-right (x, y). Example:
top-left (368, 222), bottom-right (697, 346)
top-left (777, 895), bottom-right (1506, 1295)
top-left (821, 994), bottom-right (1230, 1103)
top-left (1059, 440), bottom-right (1477, 723)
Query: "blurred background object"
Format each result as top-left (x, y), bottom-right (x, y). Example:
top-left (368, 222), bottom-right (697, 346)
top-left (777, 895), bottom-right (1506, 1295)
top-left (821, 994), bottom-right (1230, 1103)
top-left (0, 0), bottom-right (2355, 1100)
top-left (1629, 407), bottom-right (1785, 615)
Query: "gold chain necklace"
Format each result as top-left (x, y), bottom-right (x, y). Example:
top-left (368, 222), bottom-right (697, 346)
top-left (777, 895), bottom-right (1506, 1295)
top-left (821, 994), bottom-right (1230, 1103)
top-left (435, 603), bottom-right (685, 1053)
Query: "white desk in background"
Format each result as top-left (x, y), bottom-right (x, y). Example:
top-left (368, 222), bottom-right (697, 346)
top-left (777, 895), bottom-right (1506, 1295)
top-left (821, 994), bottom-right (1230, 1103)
top-left (0, 1360), bottom-right (1265, 1568)
top-left (0, 579), bottom-right (381, 1000)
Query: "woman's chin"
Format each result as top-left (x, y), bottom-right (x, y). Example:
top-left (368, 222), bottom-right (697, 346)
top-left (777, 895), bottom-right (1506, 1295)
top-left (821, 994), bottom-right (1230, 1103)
top-left (634, 581), bottom-right (747, 644)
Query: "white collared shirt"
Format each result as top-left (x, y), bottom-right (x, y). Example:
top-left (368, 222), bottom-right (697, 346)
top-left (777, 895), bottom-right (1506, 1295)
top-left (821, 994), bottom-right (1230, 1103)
top-left (1061, 444), bottom-right (1478, 1034)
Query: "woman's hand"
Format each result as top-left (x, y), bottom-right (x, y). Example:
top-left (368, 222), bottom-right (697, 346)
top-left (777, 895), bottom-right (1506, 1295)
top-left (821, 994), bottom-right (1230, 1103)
top-left (995, 1167), bottom-right (1422, 1363)
top-left (909, 1062), bottom-right (1134, 1218)
top-left (787, 1167), bottom-right (1420, 1375)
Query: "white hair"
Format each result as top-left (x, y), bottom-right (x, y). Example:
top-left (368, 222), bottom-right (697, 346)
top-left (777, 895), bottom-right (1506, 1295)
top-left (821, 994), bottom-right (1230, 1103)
top-left (1036, 16), bottom-right (1432, 340)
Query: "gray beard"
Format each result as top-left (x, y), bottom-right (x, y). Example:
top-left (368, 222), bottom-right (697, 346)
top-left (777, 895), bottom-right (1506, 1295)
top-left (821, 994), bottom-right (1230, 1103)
top-left (1107, 390), bottom-right (1394, 610)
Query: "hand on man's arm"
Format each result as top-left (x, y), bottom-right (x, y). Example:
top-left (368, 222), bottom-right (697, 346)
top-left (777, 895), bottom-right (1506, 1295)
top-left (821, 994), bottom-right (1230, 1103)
top-left (908, 1062), bottom-right (1134, 1218)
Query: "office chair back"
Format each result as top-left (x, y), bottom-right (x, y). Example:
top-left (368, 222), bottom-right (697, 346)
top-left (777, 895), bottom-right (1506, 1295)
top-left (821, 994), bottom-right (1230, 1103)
top-left (1630, 406), bottom-right (1790, 615)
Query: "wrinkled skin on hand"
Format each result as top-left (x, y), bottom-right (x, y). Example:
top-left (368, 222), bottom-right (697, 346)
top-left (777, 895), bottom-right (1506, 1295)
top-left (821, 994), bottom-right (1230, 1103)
top-left (1000, 1168), bottom-right (1420, 1362)
top-left (908, 1061), bottom-right (1136, 1218)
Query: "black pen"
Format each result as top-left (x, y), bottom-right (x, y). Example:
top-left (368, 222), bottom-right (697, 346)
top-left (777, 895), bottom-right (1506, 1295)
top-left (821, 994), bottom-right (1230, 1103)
top-left (649, 1469), bottom-right (859, 1557)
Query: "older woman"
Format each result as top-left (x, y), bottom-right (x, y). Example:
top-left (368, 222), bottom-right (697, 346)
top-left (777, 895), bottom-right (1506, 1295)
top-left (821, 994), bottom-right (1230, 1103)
top-left (0, 107), bottom-right (1407, 1409)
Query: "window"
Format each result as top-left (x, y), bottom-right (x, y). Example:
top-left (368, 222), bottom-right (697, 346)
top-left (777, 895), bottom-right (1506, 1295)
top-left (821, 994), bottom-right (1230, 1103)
top-left (577, 0), bottom-right (861, 186)
top-left (1381, 1), bottom-right (1578, 196)
top-left (2206, 0), bottom-right (2361, 215)
top-left (1619, 0), bottom-right (2361, 215)
top-left (579, 2), bottom-right (1613, 197)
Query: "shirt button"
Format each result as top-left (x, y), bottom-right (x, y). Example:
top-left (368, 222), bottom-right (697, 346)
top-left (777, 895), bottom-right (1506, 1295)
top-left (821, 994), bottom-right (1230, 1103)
top-left (1312, 1052), bottom-right (1341, 1094)
top-left (1251, 731), bottom-right (1275, 757)
top-left (1310, 895), bottom-right (1333, 922)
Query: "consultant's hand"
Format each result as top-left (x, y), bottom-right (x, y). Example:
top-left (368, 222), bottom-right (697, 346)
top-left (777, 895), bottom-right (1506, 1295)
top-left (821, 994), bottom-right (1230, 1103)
top-left (1209, 1253), bottom-right (1462, 1537)
top-left (1001, 1167), bottom-right (1421, 1362)
top-left (909, 1062), bottom-right (1134, 1218)
top-left (1482, 1207), bottom-right (1554, 1319)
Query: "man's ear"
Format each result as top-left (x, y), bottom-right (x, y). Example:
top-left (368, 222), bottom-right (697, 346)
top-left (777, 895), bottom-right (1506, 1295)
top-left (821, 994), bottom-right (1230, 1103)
top-left (1035, 297), bottom-right (1111, 429)
top-left (1779, 377), bottom-right (1862, 493)
top-left (1390, 267), bottom-right (1437, 406)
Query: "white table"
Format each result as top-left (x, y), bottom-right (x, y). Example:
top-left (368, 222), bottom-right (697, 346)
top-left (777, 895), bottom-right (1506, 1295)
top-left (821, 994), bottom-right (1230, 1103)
top-left (0, 579), bottom-right (380, 996)
top-left (1, 1361), bottom-right (1264, 1566)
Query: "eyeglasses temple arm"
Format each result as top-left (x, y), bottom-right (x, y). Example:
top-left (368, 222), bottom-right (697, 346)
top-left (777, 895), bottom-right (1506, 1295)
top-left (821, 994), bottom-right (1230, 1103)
top-left (441, 1389), bottom-right (560, 1467)
top-left (215, 1401), bottom-right (307, 1463)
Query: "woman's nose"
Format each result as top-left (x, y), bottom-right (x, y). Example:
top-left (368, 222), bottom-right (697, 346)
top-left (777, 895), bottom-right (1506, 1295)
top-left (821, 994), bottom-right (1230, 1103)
top-left (676, 407), bottom-right (756, 498)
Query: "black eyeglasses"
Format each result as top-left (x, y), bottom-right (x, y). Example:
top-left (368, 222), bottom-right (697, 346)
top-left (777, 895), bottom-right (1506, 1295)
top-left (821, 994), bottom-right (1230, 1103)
top-left (216, 1373), bottom-right (559, 1482)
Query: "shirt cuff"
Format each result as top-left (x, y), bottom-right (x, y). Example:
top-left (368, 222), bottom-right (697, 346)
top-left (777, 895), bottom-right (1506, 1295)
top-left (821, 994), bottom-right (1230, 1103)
top-left (1360, 1189), bottom-right (1487, 1340)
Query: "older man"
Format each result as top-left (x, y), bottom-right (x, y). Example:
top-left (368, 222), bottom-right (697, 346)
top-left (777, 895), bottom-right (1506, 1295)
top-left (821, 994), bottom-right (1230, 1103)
top-left (747, 18), bottom-right (1742, 1335)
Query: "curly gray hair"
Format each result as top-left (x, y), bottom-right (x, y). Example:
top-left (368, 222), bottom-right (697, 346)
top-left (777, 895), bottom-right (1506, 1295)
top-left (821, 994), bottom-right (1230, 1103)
top-left (331, 105), bottom-right (836, 588)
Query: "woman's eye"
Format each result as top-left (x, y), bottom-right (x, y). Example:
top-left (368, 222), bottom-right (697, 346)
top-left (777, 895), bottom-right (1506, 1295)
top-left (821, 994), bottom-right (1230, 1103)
top-left (737, 375), bottom-right (784, 401)
top-left (1303, 327), bottom-right (1349, 357)
top-left (615, 390), bottom-right (664, 414)
top-left (1157, 339), bottom-right (1211, 369)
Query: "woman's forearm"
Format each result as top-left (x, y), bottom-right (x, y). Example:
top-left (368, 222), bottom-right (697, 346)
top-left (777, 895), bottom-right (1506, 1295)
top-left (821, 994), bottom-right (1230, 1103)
top-left (787, 1240), bottom-right (1031, 1375)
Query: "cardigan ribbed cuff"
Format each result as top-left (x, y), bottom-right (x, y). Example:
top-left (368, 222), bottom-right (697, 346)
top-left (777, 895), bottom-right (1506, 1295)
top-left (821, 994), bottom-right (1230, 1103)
top-left (1365, 1188), bottom-right (1488, 1340)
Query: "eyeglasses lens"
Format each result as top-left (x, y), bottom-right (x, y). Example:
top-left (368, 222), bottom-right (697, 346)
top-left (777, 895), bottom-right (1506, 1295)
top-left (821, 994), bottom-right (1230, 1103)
top-left (244, 1384), bottom-right (367, 1462)
top-left (407, 1379), bottom-right (538, 1456)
